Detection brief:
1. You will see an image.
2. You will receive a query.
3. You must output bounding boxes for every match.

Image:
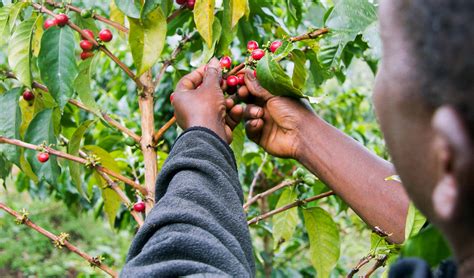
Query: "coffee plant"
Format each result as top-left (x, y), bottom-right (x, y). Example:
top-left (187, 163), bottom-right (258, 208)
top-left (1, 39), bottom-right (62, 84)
top-left (0, 0), bottom-right (451, 277)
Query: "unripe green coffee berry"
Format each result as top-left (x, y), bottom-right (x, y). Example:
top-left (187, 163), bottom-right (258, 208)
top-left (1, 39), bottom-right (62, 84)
top-left (81, 9), bottom-right (92, 18)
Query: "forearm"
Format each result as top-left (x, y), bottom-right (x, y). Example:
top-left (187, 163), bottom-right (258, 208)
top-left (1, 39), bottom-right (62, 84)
top-left (296, 115), bottom-right (409, 243)
top-left (122, 127), bottom-right (255, 277)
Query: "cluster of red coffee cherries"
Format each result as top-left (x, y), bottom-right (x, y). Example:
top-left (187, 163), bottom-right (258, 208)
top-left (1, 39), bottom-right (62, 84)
top-left (176, 0), bottom-right (195, 10)
top-left (78, 28), bottom-right (113, 60)
top-left (220, 40), bottom-right (283, 92)
top-left (43, 13), bottom-right (113, 60)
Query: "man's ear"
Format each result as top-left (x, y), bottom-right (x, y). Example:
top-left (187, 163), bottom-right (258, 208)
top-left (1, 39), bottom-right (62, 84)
top-left (431, 106), bottom-right (473, 221)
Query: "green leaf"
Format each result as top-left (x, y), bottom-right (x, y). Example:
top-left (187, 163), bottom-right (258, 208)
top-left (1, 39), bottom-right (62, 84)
top-left (404, 202), bottom-right (427, 241)
top-left (290, 49), bottom-right (307, 90)
top-left (74, 58), bottom-right (101, 116)
top-left (8, 16), bottom-right (39, 88)
top-left (402, 224), bottom-right (452, 267)
top-left (272, 187), bottom-right (298, 249)
top-left (0, 4), bottom-right (12, 46)
top-left (114, 0), bottom-right (141, 18)
top-left (83, 145), bottom-right (121, 173)
top-left (256, 53), bottom-right (303, 98)
top-left (7, 2), bottom-right (27, 32)
top-left (194, 0), bottom-right (215, 48)
top-left (24, 109), bottom-right (61, 185)
top-left (38, 27), bottom-right (78, 109)
top-left (68, 120), bottom-right (96, 198)
top-left (273, 40), bottom-right (295, 62)
top-left (325, 0), bottom-right (377, 46)
top-left (306, 49), bottom-right (326, 87)
top-left (303, 207), bottom-right (340, 278)
top-left (110, 1), bottom-right (126, 27)
top-left (231, 0), bottom-right (247, 28)
top-left (216, 0), bottom-right (233, 54)
top-left (31, 16), bottom-right (43, 57)
top-left (102, 187), bottom-right (122, 228)
top-left (230, 123), bottom-right (244, 167)
top-left (0, 88), bottom-right (22, 166)
top-left (129, 6), bottom-right (167, 76)
top-left (142, 0), bottom-right (162, 18)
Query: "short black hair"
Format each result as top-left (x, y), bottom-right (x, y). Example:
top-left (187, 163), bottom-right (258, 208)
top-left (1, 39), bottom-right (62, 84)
top-left (398, 0), bottom-right (474, 135)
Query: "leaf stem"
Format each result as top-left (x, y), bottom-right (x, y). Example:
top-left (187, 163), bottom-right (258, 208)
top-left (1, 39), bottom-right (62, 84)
top-left (0, 202), bottom-right (118, 277)
top-left (243, 179), bottom-right (300, 210)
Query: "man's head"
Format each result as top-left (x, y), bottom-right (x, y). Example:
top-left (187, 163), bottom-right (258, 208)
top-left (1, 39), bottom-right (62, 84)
top-left (373, 0), bottom-right (474, 257)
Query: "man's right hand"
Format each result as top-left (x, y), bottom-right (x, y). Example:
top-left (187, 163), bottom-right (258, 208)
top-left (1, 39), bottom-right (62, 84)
top-left (240, 70), bottom-right (317, 159)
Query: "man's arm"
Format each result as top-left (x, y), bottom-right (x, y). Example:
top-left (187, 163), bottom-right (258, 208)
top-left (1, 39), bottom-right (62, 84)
top-left (241, 70), bottom-right (410, 243)
top-left (121, 128), bottom-right (255, 277)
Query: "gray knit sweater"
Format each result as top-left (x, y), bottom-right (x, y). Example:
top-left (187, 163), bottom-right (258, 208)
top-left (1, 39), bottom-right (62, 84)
top-left (121, 127), bottom-right (255, 277)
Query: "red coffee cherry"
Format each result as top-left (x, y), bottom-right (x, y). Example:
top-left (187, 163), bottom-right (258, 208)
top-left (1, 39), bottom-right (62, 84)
top-left (176, 0), bottom-right (187, 4)
top-left (270, 40), bottom-right (283, 53)
top-left (251, 49), bottom-right (265, 60)
top-left (81, 29), bottom-right (95, 40)
top-left (253, 70), bottom-right (257, 78)
top-left (22, 90), bottom-right (34, 101)
top-left (237, 73), bottom-right (245, 85)
top-left (55, 14), bottom-right (69, 27)
top-left (186, 0), bottom-right (195, 9)
top-left (219, 56), bottom-right (232, 69)
top-left (80, 51), bottom-right (94, 60)
top-left (37, 153), bottom-right (49, 163)
top-left (247, 40), bottom-right (259, 52)
top-left (99, 29), bottom-right (113, 42)
top-left (80, 40), bottom-right (94, 51)
top-left (133, 202), bottom-right (146, 212)
top-left (44, 18), bottom-right (58, 29)
top-left (226, 75), bottom-right (239, 87)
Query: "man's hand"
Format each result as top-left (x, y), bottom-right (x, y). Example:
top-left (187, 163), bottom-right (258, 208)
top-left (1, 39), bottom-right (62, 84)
top-left (240, 70), bottom-right (316, 158)
top-left (172, 58), bottom-right (243, 143)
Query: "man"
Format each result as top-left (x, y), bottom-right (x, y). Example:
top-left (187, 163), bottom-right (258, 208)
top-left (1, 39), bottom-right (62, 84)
top-left (121, 0), bottom-right (474, 277)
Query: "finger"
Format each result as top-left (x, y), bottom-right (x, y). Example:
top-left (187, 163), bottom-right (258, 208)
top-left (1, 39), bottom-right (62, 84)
top-left (226, 104), bottom-right (243, 129)
top-left (243, 104), bottom-right (264, 120)
top-left (244, 70), bottom-right (273, 101)
top-left (245, 118), bottom-right (264, 143)
top-left (202, 58), bottom-right (222, 88)
top-left (176, 65), bottom-right (206, 91)
top-left (237, 85), bottom-right (249, 100)
top-left (224, 125), bottom-right (233, 144)
top-left (225, 98), bottom-right (234, 110)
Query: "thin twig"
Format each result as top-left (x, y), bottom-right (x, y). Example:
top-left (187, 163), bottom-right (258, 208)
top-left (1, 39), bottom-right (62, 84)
top-left (246, 153), bottom-right (268, 202)
top-left (152, 116), bottom-right (177, 144)
top-left (247, 191), bottom-right (334, 225)
top-left (0, 203), bottom-right (118, 277)
top-left (243, 179), bottom-right (300, 210)
top-left (3, 72), bottom-right (141, 143)
top-left (289, 28), bottom-right (330, 42)
top-left (29, 2), bottom-right (142, 88)
top-left (347, 254), bottom-right (375, 278)
top-left (166, 7), bottom-right (185, 23)
top-left (0, 136), bottom-right (147, 195)
top-left (44, 0), bottom-right (128, 33)
top-left (364, 255), bottom-right (388, 277)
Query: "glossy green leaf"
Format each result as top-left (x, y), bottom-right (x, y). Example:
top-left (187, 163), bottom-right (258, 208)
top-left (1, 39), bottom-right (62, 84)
top-left (273, 40), bottom-right (295, 62)
top-left (256, 53), bottom-right (303, 98)
top-left (114, 0), bottom-right (141, 18)
top-left (142, 0), bottom-right (162, 18)
top-left (217, 0), bottom-right (233, 54)
top-left (194, 0), bottom-right (215, 48)
top-left (402, 224), bottom-right (452, 267)
top-left (0, 88), bottom-right (21, 166)
top-left (230, 123), bottom-right (245, 167)
top-left (290, 49), bottom-right (307, 90)
top-left (24, 109), bottom-right (61, 185)
top-left (38, 27), bottom-right (78, 108)
top-left (273, 187), bottom-right (298, 249)
top-left (102, 187), bottom-right (122, 228)
top-left (231, 0), bottom-right (247, 28)
top-left (31, 16), bottom-right (43, 57)
top-left (0, 4), bottom-right (12, 45)
top-left (74, 58), bottom-right (101, 116)
top-left (306, 49), bottom-right (326, 87)
top-left (68, 120), bottom-right (96, 197)
top-left (8, 16), bottom-right (39, 88)
top-left (404, 202), bottom-right (427, 241)
top-left (110, 1), bottom-right (126, 27)
top-left (303, 207), bottom-right (340, 278)
top-left (129, 6), bottom-right (167, 76)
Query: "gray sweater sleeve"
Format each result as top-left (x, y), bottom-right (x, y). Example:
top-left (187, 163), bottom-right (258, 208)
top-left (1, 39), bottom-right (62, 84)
top-left (121, 127), bottom-right (255, 277)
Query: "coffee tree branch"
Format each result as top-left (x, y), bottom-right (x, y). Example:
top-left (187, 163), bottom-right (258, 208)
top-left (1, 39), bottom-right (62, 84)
top-left (0, 202), bottom-right (118, 277)
top-left (244, 179), bottom-right (301, 210)
top-left (247, 191), bottom-right (335, 225)
top-left (0, 136), bottom-right (147, 195)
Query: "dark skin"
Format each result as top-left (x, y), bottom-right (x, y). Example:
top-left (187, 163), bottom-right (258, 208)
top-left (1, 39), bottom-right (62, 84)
top-left (172, 1), bottom-right (474, 275)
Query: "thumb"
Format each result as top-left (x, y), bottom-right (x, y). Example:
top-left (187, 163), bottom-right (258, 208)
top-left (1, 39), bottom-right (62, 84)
top-left (202, 57), bottom-right (222, 88)
top-left (244, 70), bottom-right (273, 101)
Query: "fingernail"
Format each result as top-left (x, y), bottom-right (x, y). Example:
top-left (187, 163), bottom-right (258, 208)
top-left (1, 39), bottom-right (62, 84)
top-left (251, 120), bottom-right (258, 127)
